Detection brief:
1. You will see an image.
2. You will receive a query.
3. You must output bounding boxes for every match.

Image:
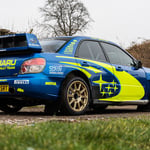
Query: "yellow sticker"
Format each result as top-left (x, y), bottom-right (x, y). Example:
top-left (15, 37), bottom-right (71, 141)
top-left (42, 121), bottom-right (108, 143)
top-left (64, 40), bottom-right (77, 55)
top-left (7, 66), bottom-right (15, 70)
top-left (0, 79), bottom-right (7, 82)
top-left (17, 88), bottom-right (24, 93)
top-left (0, 59), bottom-right (16, 66)
top-left (45, 82), bottom-right (56, 85)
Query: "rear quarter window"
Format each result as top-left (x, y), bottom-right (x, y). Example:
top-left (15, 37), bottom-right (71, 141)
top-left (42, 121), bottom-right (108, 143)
top-left (40, 39), bottom-right (67, 53)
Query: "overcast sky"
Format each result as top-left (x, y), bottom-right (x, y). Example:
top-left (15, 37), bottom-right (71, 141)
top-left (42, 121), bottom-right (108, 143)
top-left (0, 0), bottom-right (150, 48)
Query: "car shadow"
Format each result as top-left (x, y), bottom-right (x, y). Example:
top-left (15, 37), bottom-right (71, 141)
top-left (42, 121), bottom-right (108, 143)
top-left (0, 106), bottom-right (145, 117)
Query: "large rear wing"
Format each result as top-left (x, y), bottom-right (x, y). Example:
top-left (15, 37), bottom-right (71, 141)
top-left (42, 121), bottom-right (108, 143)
top-left (0, 33), bottom-right (41, 53)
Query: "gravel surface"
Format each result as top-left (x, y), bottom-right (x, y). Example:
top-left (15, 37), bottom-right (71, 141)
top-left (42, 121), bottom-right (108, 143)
top-left (0, 106), bottom-right (150, 126)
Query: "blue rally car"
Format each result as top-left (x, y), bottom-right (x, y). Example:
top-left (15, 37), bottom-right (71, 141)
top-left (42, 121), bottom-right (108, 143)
top-left (0, 33), bottom-right (150, 115)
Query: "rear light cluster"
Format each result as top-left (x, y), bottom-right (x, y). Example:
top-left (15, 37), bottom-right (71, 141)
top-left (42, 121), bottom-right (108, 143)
top-left (21, 58), bottom-right (46, 74)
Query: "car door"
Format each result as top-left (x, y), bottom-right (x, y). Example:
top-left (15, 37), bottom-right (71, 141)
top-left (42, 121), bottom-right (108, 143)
top-left (101, 42), bottom-right (147, 101)
top-left (75, 40), bottom-right (120, 100)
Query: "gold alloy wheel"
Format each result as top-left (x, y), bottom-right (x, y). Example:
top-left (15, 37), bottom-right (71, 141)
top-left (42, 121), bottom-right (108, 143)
top-left (67, 80), bottom-right (88, 112)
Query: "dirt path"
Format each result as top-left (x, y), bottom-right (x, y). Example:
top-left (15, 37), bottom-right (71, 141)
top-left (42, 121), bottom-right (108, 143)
top-left (0, 106), bottom-right (150, 125)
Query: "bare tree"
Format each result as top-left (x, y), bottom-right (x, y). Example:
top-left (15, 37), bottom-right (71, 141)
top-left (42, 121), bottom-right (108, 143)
top-left (38, 0), bottom-right (93, 37)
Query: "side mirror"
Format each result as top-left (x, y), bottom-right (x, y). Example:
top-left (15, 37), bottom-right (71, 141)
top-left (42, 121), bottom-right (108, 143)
top-left (134, 60), bottom-right (142, 69)
top-left (137, 60), bottom-right (142, 68)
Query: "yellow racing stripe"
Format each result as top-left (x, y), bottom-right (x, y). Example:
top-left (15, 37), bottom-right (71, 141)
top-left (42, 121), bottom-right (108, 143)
top-left (57, 56), bottom-right (145, 101)
top-left (59, 61), bottom-right (102, 73)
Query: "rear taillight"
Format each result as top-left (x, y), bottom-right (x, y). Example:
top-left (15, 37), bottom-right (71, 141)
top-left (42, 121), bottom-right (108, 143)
top-left (20, 58), bottom-right (46, 74)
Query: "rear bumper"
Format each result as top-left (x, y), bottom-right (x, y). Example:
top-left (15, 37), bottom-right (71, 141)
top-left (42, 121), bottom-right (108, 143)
top-left (0, 74), bottom-right (61, 101)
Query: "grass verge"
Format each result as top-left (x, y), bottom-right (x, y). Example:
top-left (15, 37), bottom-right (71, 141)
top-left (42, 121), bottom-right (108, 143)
top-left (0, 118), bottom-right (150, 150)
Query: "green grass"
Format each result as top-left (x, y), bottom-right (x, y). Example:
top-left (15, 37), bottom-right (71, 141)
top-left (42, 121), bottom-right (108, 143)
top-left (0, 118), bottom-right (150, 150)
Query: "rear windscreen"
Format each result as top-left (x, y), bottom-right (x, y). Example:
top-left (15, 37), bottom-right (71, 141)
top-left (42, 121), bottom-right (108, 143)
top-left (40, 39), bottom-right (67, 53)
top-left (0, 36), bottom-right (27, 49)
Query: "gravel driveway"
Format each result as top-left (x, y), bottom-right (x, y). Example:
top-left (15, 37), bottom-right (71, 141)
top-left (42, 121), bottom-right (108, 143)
top-left (0, 105), bottom-right (150, 126)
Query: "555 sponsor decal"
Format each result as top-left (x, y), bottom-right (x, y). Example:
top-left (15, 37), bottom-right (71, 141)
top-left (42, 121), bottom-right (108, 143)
top-left (14, 80), bottom-right (29, 84)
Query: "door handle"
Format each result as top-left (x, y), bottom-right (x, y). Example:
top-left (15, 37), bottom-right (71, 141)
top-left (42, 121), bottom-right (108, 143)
top-left (116, 66), bottom-right (123, 71)
top-left (81, 62), bottom-right (89, 67)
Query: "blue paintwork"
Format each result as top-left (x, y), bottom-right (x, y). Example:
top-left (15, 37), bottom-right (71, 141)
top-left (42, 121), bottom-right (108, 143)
top-left (143, 67), bottom-right (150, 80)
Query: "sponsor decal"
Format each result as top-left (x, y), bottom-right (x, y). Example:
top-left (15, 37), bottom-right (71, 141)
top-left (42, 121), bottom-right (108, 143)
top-left (93, 74), bottom-right (120, 98)
top-left (0, 79), bottom-right (7, 82)
top-left (49, 65), bottom-right (63, 75)
top-left (30, 38), bottom-right (38, 44)
top-left (64, 40), bottom-right (77, 55)
top-left (14, 80), bottom-right (29, 85)
top-left (0, 59), bottom-right (16, 70)
top-left (29, 38), bottom-right (40, 47)
top-left (0, 49), bottom-right (6, 52)
top-left (29, 43), bottom-right (40, 47)
top-left (0, 59), bottom-right (16, 66)
top-left (17, 88), bottom-right (24, 93)
top-left (0, 66), bottom-right (15, 70)
top-left (45, 82), bottom-right (56, 85)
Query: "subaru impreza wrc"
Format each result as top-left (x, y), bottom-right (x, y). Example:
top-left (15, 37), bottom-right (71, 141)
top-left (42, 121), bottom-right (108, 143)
top-left (0, 33), bottom-right (149, 115)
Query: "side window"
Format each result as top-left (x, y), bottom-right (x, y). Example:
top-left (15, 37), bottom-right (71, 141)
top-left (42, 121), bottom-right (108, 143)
top-left (101, 42), bottom-right (133, 66)
top-left (77, 41), bottom-right (106, 62)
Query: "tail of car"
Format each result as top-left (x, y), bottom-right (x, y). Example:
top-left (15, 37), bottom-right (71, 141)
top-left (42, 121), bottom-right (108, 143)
top-left (0, 34), bottom-right (44, 77)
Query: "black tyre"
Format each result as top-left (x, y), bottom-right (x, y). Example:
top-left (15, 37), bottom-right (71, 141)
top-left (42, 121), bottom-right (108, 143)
top-left (60, 76), bottom-right (90, 115)
top-left (137, 104), bottom-right (150, 112)
top-left (93, 105), bottom-right (107, 113)
top-left (0, 104), bottom-right (22, 114)
top-left (44, 101), bottom-right (59, 115)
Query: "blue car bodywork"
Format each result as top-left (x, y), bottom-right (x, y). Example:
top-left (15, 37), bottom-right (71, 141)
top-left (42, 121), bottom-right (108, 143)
top-left (0, 33), bottom-right (150, 115)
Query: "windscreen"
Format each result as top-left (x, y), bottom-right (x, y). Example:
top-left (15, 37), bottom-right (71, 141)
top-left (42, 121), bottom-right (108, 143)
top-left (40, 39), bottom-right (67, 53)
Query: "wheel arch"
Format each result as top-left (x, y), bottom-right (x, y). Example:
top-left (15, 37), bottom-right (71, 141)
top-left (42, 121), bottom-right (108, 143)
top-left (59, 70), bottom-right (93, 105)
